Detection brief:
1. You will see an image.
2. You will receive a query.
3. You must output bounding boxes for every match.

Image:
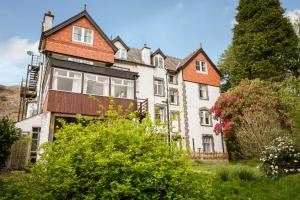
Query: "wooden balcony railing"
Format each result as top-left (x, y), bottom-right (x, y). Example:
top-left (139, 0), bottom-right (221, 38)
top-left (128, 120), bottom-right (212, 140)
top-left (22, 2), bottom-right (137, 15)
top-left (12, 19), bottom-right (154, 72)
top-left (190, 152), bottom-right (229, 161)
top-left (137, 98), bottom-right (148, 118)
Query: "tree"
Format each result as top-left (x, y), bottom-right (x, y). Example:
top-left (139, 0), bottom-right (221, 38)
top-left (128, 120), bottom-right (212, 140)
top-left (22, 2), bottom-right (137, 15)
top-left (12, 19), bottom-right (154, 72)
top-left (210, 79), bottom-right (299, 159)
top-left (235, 111), bottom-right (287, 159)
top-left (220, 0), bottom-right (300, 89)
top-left (0, 108), bottom-right (214, 199)
top-left (0, 116), bottom-right (21, 170)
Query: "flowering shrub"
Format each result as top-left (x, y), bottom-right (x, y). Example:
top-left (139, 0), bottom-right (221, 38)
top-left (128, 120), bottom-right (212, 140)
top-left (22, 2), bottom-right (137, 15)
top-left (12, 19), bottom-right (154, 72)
top-left (210, 79), bottom-right (289, 136)
top-left (260, 136), bottom-right (300, 176)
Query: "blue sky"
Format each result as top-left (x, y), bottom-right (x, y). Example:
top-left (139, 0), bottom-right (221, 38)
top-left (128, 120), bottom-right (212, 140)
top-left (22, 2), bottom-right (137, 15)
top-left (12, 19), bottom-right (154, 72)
top-left (0, 0), bottom-right (299, 85)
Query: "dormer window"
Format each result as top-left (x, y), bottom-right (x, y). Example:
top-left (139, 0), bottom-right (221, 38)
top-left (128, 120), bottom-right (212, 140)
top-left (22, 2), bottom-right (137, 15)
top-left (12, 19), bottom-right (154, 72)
top-left (116, 48), bottom-right (127, 59)
top-left (196, 60), bottom-right (207, 73)
top-left (72, 26), bottom-right (93, 45)
top-left (154, 56), bottom-right (164, 68)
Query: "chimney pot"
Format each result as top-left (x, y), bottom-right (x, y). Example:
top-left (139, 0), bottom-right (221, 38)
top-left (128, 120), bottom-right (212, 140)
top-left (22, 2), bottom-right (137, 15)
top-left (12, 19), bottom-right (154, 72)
top-left (141, 43), bottom-right (151, 65)
top-left (42, 11), bottom-right (54, 32)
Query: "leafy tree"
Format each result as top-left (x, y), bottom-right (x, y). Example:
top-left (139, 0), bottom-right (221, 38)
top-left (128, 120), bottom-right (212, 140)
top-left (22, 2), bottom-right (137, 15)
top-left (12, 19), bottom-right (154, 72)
top-left (219, 0), bottom-right (300, 89)
top-left (210, 79), bottom-right (299, 159)
top-left (1, 108), bottom-right (214, 199)
top-left (0, 116), bottom-right (21, 170)
top-left (235, 111), bottom-right (287, 159)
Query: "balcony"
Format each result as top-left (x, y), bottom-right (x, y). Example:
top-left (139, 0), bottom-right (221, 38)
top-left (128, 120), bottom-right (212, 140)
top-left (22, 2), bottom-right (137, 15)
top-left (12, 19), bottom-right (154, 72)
top-left (45, 90), bottom-right (148, 117)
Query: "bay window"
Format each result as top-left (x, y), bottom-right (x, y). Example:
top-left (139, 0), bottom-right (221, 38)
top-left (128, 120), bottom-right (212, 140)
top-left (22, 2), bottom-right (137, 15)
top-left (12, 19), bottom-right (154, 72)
top-left (83, 74), bottom-right (109, 96)
top-left (111, 78), bottom-right (134, 99)
top-left (52, 68), bottom-right (82, 93)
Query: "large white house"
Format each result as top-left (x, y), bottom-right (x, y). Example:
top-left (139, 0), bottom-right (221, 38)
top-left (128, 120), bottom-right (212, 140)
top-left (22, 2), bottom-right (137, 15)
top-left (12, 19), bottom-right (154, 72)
top-left (16, 9), bottom-right (225, 162)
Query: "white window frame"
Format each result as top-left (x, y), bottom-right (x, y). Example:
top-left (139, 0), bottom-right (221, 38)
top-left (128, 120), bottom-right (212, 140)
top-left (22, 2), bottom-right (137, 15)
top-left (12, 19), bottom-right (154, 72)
top-left (83, 73), bottom-right (109, 96)
top-left (199, 84), bottom-right (209, 100)
top-left (168, 74), bottom-right (177, 84)
top-left (72, 26), bottom-right (94, 45)
top-left (200, 109), bottom-right (212, 126)
top-left (203, 136), bottom-right (213, 152)
top-left (169, 89), bottom-right (178, 105)
top-left (154, 56), bottom-right (164, 68)
top-left (111, 77), bottom-right (134, 99)
top-left (154, 78), bottom-right (164, 96)
top-left (52, 68), bottom-right (82, 93)
top-left (155, 105), bottom-right (165, 123)
top-left (116, 48), bottom-right (127, 59)
top-left (196, 60), bottom-right (208, 74)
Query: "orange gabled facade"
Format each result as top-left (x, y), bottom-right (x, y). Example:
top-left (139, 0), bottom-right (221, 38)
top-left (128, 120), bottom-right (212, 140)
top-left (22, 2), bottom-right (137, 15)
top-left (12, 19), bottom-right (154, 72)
top-left (43, 17), bottom-right (115, 64)
top-left (182, 52), bottom-right (221, 87)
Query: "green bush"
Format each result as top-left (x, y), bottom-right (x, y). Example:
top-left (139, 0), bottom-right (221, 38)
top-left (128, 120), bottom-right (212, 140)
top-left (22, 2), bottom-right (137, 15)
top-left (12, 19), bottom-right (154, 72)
top-left (0, 116), bottom-right (21, 170)
top-left (1, 109), bottom-right (215, 199)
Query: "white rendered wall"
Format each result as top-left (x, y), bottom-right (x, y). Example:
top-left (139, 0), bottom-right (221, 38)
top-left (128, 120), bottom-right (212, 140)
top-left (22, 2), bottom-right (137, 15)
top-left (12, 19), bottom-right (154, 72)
top-left (185, 81), bottom-right (223, 152)
top-left (114, 60), bottom-right (183, 136)
top-left (15, 112), bottom-right (51, 159)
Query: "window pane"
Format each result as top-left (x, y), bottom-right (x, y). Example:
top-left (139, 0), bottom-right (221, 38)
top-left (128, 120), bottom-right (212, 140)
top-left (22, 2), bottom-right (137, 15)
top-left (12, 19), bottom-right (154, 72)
top-left (56, 69), bottom-right (67, 76)
top-left (111, 78), bottom-right (133, 99)
top-left (73, 27), bottom-right (82, 41)
top-left (159, 57), bottom-right (163, 68)
top-left (56, 77), bottom-right (73, 91)
top-left (54, 70), bottom-right (82, 93)
top-left (154, 80), bottom-right (163, 96)
top-left (84, 74), bottom-right (109, 96)
top-left (84, 29), bottom-right (92, 43)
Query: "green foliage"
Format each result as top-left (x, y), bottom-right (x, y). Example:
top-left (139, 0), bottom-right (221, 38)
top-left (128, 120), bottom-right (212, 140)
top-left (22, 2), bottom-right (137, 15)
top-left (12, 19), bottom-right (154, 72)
top-left (216, 168), bottom-right (230, 181)
top-left (194, 162), bottom-right (300, 200)
top-left (219, 0), bottom-right (300, 89)
top-left (0, 116), bottom-right (21, 170)
top-left (235, 168), bottom-right (260, 181)
top-left (0, 109), bottom-right (215, 199)
top-left (260, 136), bottom-right (300, 176)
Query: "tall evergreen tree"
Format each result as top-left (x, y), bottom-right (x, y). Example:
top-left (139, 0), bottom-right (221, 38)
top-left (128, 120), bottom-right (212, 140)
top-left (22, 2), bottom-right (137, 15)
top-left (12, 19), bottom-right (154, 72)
top-left (219, 0), bottom-right (300, 90)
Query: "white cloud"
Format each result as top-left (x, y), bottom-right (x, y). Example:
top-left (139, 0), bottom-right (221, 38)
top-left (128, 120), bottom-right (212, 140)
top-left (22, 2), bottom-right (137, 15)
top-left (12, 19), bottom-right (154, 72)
top-left (0, 37), bottom-right (39, 86)
top-left (286, 9), bottom-right (300, 23)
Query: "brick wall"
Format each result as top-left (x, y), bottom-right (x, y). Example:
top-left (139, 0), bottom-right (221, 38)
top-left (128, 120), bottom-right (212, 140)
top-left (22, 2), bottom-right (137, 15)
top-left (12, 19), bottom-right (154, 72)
top-left (44, 17), bottom-right (115, 63)
top-left (183, 53), bottom-right (220, 87)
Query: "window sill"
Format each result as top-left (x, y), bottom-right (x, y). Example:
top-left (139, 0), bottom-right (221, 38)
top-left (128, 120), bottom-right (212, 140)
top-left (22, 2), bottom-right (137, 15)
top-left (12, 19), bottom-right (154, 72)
top-left (196, 70), bottom-right (208, 74)
top-left (71, 40), bottom-right (93, 46)
top-left (200, 124), bottom-right (213, 127)
top-left (154, 94), bottom-right (165, 97)
top-left (200, 98), bottom-right (209, 101)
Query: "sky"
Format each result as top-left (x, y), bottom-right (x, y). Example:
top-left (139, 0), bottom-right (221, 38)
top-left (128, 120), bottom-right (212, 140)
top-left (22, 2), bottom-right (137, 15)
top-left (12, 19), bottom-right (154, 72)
top-left (0, 0), bottom-right (299, 85)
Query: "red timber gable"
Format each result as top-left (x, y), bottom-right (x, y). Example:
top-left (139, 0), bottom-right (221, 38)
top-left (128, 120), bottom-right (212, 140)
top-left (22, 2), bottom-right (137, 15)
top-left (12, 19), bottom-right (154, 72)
top-left (181, 48), bottom-right (221, 87)
top-left (40, 11), bottom-right (116, 64)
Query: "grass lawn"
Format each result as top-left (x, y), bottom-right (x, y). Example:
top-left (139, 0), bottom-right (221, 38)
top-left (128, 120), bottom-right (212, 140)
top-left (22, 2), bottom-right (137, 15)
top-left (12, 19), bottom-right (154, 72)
top-left (192, 160), bottom-right (300, 200)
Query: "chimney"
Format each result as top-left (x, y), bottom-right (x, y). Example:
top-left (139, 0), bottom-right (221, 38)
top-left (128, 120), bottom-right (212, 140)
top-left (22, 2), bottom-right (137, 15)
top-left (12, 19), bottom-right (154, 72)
top-left (42, 11), bottom-right (54, 32)
top-left (141, 43), bottom-right (151, 65)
